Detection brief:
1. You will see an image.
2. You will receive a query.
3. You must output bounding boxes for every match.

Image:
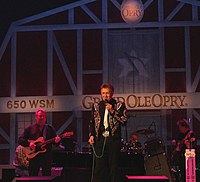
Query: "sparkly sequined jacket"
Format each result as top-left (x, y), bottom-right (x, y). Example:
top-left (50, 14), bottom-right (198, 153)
top-left (89, 98), bottom-right (127, 140)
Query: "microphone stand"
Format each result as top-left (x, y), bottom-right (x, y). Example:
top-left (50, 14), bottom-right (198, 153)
top-left (148, 121), bottom-right (154, 130)
top-left (148, 121), bottom-right (156, 137)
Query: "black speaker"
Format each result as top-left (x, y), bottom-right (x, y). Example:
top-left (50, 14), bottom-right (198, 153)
top-left (16, 176), bottom-right (61, 182)
top-left (144, 137), bottom-right (165, 156)
top-left (144, 153), bottom-right (173, 182)
top-left (126, 175), bottom-right (169, 181)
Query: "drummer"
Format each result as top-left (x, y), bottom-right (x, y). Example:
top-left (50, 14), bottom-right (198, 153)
top-left (130, 133), bottom-right (139, 144)
top-left (129, 133), bottom-right (143, 153)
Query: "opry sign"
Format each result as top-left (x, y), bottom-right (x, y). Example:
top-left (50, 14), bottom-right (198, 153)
top-left (0, 92), bottom-right (199, 113)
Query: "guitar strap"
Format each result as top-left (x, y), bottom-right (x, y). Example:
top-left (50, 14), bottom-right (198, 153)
top-left (43, 124), bottom-right (48, 141)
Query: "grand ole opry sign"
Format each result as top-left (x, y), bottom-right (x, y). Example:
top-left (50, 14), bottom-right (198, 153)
top-left (0, 92), bottom-right (199, 113)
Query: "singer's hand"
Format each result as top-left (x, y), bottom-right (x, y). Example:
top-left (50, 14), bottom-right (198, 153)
top-left (106, 103), bottom-right (114, 112)
top-left (88, 136), bottom-right (94, 145)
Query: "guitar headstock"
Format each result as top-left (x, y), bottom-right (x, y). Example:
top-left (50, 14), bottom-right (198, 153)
top-left (62, 131), bottom-right (74, 137)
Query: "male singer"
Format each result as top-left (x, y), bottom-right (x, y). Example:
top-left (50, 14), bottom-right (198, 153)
top-left (88, 83), bottom-right (127, 182)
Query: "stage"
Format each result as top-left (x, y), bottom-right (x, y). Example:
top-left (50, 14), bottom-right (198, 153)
top-left (52, 150), bottom-right (145, 181)
top-left (3, 150), bottom-right (200, 181)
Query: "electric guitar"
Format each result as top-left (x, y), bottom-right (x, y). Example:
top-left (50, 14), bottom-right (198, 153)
top-left (172, 131), bottom-right (195, 159)
top-left (23, 131), bottom-right (73, 159)
top-left (175, 131), bottom-right (193, 152)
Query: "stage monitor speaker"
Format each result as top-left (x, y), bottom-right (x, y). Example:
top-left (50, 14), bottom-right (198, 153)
top-left (144, 153), bottom-right (173, 182)
top-left (16, 176), bottom-right (61, 182)
top-left (126, 175), bottom-right (169, 181)
top-left (144, 137), bottom-right (165, 156)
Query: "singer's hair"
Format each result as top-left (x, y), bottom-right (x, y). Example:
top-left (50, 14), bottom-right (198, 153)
top-left (100, 83), bottom-right (114, 93)
top-left (177, 118), bottom-right (189, 128)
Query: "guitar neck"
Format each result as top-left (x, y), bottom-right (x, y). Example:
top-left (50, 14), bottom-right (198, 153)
top-left (43, 137), bottom-right (56, 145)
top-left (42, 132), bottom-right (72, 146)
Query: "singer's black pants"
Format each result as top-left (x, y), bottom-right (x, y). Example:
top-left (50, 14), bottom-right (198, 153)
top-left (93, 136), bottom-right (124, 182)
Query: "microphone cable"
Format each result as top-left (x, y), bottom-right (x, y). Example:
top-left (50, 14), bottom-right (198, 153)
top-left (90, 137), bottom-right (107, 182)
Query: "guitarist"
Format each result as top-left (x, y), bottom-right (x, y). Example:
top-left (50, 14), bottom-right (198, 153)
top-left (172, 118), bottom-right (196, 182)
top-left (18, 108), bottom-right (61, 176)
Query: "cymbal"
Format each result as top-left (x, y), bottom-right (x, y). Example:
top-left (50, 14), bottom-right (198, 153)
top-left (130, 132), bottom-right (139, 138)
top-left (136, 129), bottom-right (154, 135)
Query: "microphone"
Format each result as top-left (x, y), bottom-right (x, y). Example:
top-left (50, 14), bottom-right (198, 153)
top-left (104, 99), bottom-right (115, 108)
top-left (104, 99), bottom-right (112, 106)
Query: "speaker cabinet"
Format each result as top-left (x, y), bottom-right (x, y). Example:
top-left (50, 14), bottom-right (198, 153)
top-left (144, 153), bottom-right (173, 182)
top-left (126, 175), bottom-right (169, 181)
top-left (144, 137), bottom-right (165, 156)
top-left (16, 176), bottom-right (61, 182)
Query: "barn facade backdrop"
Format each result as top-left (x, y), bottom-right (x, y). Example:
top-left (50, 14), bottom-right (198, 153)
top-left (0, 0), bottom-right (200, 166)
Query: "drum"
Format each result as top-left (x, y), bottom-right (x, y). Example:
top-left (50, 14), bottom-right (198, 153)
top-left (128, 141), bottom-right (143, 154)
top-left (120, 139), bottom-right (129, 152)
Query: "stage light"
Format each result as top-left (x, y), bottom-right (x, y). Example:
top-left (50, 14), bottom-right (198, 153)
top-left (121, 0), bottom-right (144, 24)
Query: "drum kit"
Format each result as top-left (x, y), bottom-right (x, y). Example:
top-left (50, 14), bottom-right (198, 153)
top-left (121, 127), bottom-right (174, 181)
top-left (120, 128), bottom-right (155, 154)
